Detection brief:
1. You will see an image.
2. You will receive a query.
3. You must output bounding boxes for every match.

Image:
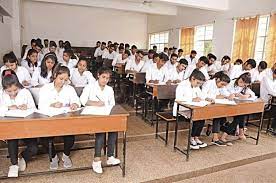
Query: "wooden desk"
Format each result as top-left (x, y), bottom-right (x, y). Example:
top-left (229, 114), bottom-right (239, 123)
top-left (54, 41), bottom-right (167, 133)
top-left (174, 99), bottom-right (265, 161)
top-left (114, 65), bottom-right (126, 75)
top-left (128, 72), bottom-right (146, 106)
top-left (0, 105), bottom-right (129, 177)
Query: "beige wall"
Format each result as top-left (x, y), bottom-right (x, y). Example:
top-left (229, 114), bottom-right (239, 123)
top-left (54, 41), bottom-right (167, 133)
top-left (21, 0), bottom-right (148, 48)
top-left (147, 0), bottom-right (275, 59)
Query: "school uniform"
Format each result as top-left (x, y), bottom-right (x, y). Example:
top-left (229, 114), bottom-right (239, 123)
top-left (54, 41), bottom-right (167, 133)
top-left (60, 59), bottom-right (78, 71)
top-left (80, 81), bottom-right (116, 158)
top-left (141, 58), bottom-right (153, 73)
top-left (164, 61), bottom-right (178, 71)
top-left (164, 66), bottom-right (185, 82)
top-left (57, 47), bottom-right (64, 62)
top-left (102, 50), bottom-right (117, 60)
top-left (21, 59), bottom-right (38, 76)
top-left (260, 69), bottom-right (276, 104)
top-left (212, 61), bottom-right (230, 74)
top-left (31, 67), bottom-right (52, 87)
top-left (145, 63), bottom-right (167, 83)
top-left (94, 47), bottom-right (107, 58)
top-left (185, 55), bottom-right (197, 65)
top-left (177, 55), bottom-right (185, 62)
top-left (173, 79), bottom-right (206, 138)
top-left (42, 47), bottom-right (49, 55)
top-left (112, 54), bottom-right (129, 66)
top-left (125, 59), bottom-right (145, 73)
top-left (0, 66), bottom-right (31, 86)
top-left (1, 88), bottom-right (38, 168)
top-left (251, 68), bottom-right (267, 82)
top-left (184, 65), bottom-right (210, 80)
top-left (70, 68), bottom-right (95, 87)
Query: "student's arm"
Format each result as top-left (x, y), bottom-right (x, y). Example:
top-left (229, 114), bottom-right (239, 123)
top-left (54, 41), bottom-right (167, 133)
top-left (94, 48), bottom-right (99, 58)
top-left (175, 83), bottom-right (191, 102)
top-left (263, 77), bottom-right (276, 96)
top-left (68, 86), bottom-right (80, 110)
top-left (31, 68), bottom-right (39, 86)
top-left (145, 68), bottom-right (152, 83)
top-left (22, 67), bottom-right (32, 86)
top-left (112, 56), bottom-right (117, 66)
top-left (24, 89), bottom-right (36, 109)
top-left (86, 71), bottom-right (96, 84)
top-left (38, 86), bottom-right (52, 110)
top-left (108, 88), bottom-right (115, 107)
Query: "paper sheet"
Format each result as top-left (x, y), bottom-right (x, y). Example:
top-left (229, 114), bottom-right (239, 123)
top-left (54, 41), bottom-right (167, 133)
top-left (182, 101), bottom-right (210, 107)
top-left (215, 99), bottom-right (237, 105)
top-left (4, 109), bottom-right (36, 118)
top-left (81, 106), bottom-right (113, 115)
top-left (37, 107), bottom-right (82, 117)
top-left (234, 96), bottom-right (258, 101)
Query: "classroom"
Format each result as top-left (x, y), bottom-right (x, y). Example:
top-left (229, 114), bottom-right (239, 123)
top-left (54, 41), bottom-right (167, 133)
top-left (0, 0), bottom-right (275, 182)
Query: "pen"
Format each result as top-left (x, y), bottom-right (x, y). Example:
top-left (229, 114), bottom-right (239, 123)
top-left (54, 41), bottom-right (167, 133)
top-left (96, 95), bottom-right (102, 102)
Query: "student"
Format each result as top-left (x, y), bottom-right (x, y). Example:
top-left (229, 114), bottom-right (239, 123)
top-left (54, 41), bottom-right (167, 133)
top-left (162, 47), bottom-right (169, 57)
top-left (80, 67), bottom-right (119, 174)
top-left (213, 55), bottom-right (231, 75)
top-left (107, 41), bottom-right (112, 47)
top-left (125, 43), bottom-right (130, 51)
top-left (34, 42), bottom-right (44, 65)
top-left (184, 56), bottom-right (210, 80)
top-left (173, 69), bottom-right (208, 149)
top-left (129, 45), bottom-right (138, 61)
top-left (168, 47), bottom-right (174, 58)
top-left (202, 72), bottom-right (232, 146)
top-left (57, 40), bottom-right (65, 61)
top-left (70, 57), bottom-right (96, 87)
top-left (22, 39), bottom-right (37, 59)
top-left (164, 53), bottom-right (178, 70)
top-left (114, 42), bottom-right (119, 52)
top-left (229, 59), bottom-right (256, 80)
top-left (38, 66), bottom-right (80, 170)
top-left (102, 44), bottom-right (116, 60)
top-left (219, 73), bottom-right (256, 141)
top-left (1, 70), bottom-right (38, 177)
top-left (112, 50), bottom-right (130, 67)
top-left (146, 54), bottom-right (167, 84)
top-left (165, 58), bottom-right (188, 84)
top-left (125, 50), bottom-right (145, 74)
top-left (206, 53), bottom-right (217, 76)
top-left (1, 52), bottom-right (31, 87)
top-left (42, 39), bottom-right (49, 54)
top-left (31, 53), bottom-right (58, 87)
top-left (141, 49), bottom-right (155, 72)
top-left (94, 42), bottom-right (107, 58)
top-left (252, 61), bottom-right (268, 82)
top-left (153, 45), bottom-right (157, 53)
top-left (60, 49), bottom-right (78, 70)
top-left (118, 46), bottom-right (125, 54)
top-left (48, 41), bottom-right (58, 54)
top-left (21, 49), bottom-right (38, 76)
top-left (177, 49), bottom-right (184, 61)
top-left (185, 50), bottom-right (197, 65)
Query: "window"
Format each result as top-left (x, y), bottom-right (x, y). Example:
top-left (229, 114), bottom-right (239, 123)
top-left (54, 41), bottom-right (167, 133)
top-left (194, 24), bottom-right (214, 56)
top-left (148, 31), bottom-right (169, 52)
top-left (254, 15), bottom-right (270, 62)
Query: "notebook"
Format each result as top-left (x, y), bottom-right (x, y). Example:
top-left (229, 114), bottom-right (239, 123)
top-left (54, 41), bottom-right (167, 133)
top-left (81, 106), bottom-right (113, 115)
top-left (215, 99), bottom-right (237, 105)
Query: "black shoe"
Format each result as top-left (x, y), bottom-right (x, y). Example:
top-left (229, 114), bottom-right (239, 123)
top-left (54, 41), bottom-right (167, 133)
top-left (211, 140), bottom-right (227, 147)
top-left (206, 124), bottom-right (212, 136)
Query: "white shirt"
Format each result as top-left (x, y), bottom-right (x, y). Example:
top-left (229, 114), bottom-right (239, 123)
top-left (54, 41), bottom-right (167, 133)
top-left (70, 68), bottom-right (96, 87)
top-left (164, 61), bottom-right (178, 71)
top-left (184, 65), bottom-right (210, 80)
top-left (225, 80), bottom-right (255, 97)
top-left (260, 69), bottom-right (276, 103)
top-left (229, 65), bottom-right (243, 80)
top-left (112, 54), bottom-right (129, 66)
top-left (1, 88), bottom-right (36, 109)
top-left (80, 81), bottom-right (115, 107)
top-left (141, 59), bottom-right (154, 73)
top-left (102, 50), bottom-right (117, 60)
top-left (125, 59), bottom-right (145, 73)
top-left (42, 47), bottom-right (49, 55)
top-left (0, 66), bottom-right (31, 85)
top-left (177, 55), bottom-right (184, 61)
top-left (146, 63), bottom-right (167, 83)
top-left (31, 67), bottom-right (52, 87)
top-left (38, 82), bottom-right (80, 110)
top-left (60, 59), bottom-right (78, 70)
top-left (94, 47), bottom-right (107, 58)
top-left (173, 79), bottom-right (205, 116)
top-left (164, 66), bottom-right (185, 82)
top-left (21, 59), bottom-right (38, 76)
top-left (251, 68), bottom-right (267, 82)
top-left (184, 55), bottom-right (197, 65)
top-left (212, 61), bottom-right (230, 74)
top-left (202, 79), bottom-right (228, 99)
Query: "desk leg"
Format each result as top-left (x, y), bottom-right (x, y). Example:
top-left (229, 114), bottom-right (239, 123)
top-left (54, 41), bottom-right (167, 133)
top-left (256, 111), bottom-right (264, 145)
top-left (186, 117), bottom-right (193, 161)
top-left (122, 131), bottom-right (127, 177)
top-left (173, 104), bottom-right (179, 149)
top-left (49, 139), bottom-right (53, 162)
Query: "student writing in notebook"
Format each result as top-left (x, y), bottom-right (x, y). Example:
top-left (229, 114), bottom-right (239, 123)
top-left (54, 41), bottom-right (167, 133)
top-left (146, 53), bottom-right (167, 84)
top-left (60, 49), bottom-right (77, 70)
top-left (165, 58), bottom-right (188, 84)
top-left (80, 67), bottom-right (119, 174)
top-left (251, 61), bottom-right (268, 82)
top-left (173, 69), bottom-right (211, 150)
top-left (125, 50), bottom-right (145, 74)
top-left (164, 53), bottom-right (178, 70)
top-left (38, 66), bottom-right (80, 170)
top-left (184, 56), bottom-right (210, 80)
top-left (1, 70), bottom-right (38, 177)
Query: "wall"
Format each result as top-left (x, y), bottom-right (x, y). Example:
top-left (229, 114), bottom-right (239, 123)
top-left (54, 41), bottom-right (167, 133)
top-left (22, 0), bottom-right (148, 48)
top-left (147, 0), bottom-right (275, 58)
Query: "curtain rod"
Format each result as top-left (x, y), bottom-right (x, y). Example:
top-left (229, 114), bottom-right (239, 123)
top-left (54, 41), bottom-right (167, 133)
top-left (232, 11), bottom-right (276, 20)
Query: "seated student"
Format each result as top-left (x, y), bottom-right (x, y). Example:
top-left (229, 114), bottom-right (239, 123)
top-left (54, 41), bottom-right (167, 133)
top-left (212, 55), bottom-right (231, 74)
top-left (80, 67), bottom-right (119, 174)
top-left (141, 50), bottom-right (155, 72)
top-left (165, 58), bottom-right (188, 84)
top-left (229, 59), bottom-right (256, 80)
top-left (21, 49), bottom-right (38, 76)
top-left (22, 39), bottom-right (37, 60)
top-left (112, 50), bottom-right (130, 67)
top-left (153, 45), bottom-right (157, 53)
top-left (168, 47), bottom-right (174, 58)
top-left (260, 63), bottom-right (276, 135)
top-left (141, 53), bottom-right (160, 73)
top-left (42, 39), bottom-right (49, 55)
top-left (114, 42), bottom-right (119, 53)
top-left (38, 66), bottom-right (80, 170)
top-left (177, 49), bottom-right (184, 61)
top-left (164, 53), bottom-right (178, 70)
top-left (206, 53), bottom-right (217, 76)
top-left (184, 56), bottom-right (210, 80)
top-left (57, 40), bottom-right (64, 60)
top-left (219, 73), bottom-right (255, 141)
top-left (118, 45), bottom-right (125, 54)
top-left (1, 52), bottom-right (31, 87)
top-left (185, 50), bottom-right (197, 65)
top-left (146, 54), bottom-right (167, 84)
top-left (70, 57), bottom-right (95, 87)
top-left (173, 69), bottom-right (209, 149)
top-left (202, 72), bottom-right (232, 146)
top-left (251, 61), bottom-right (268, 82)
top-left (129, 45), bottom-right (138, 61)
top-left (125, 43), bottom-right (130, 51)
top-left (60, 49), bottom-right (77, 70)
top-left (34, 42), bottom-right (44, 66)
top-left (31, 53), bottom-right (58, 87)
top-left (125, 50), bottom-right (145, 74)
top-left (1, 70), bottom-right (38, 177)
top-left (48, 41), bottom-right (58, 55)
top-left (102, 44), bottom-right (117, 61)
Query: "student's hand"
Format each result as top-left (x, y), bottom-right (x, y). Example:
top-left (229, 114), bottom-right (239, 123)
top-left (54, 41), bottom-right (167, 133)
top-left (192, 97), bottom-right (201, 102)
top-left (205, 98), bottom-right (215, 103)
top-left (173, 79), bottom-right (181, 84)
top-left (17, 104), bottom-right (27, 110)
top-left (153, 80), bottom-right (159, 84)
top-left (70, 103), bottom-right (79, 110)
top-left (166, 80), bottom-right (172, 85)
top-left (22, 80), bottom-right (30, 86)
top-left (227, 94), bottom-right (235, 100)
top-left (238, 94), bottom-right (250, 99)
top-left (149, 80), bottom-right (155, 83)
top-left (216, 95), bottom-right (225, 99)
top-left (50, 102), bottom-right (63, 108)
top-left (95, 101), bottom-right (105, 107)
top-left (8, 105), bottom-right (18, 110)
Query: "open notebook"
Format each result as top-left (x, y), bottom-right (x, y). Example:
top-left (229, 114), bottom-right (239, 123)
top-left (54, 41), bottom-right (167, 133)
top-left (37, 107), bottom-right (82, 117)
top-left (215, 99), bottom-right (237, 105)
top-left (234, 96), bottom-right (258, 101)
top-left (1, 109), bottom-right (36, 118)
top-left (182, 101), bottom-right (210, 107)
top-left (81, 106), bottom-right (113, 115)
